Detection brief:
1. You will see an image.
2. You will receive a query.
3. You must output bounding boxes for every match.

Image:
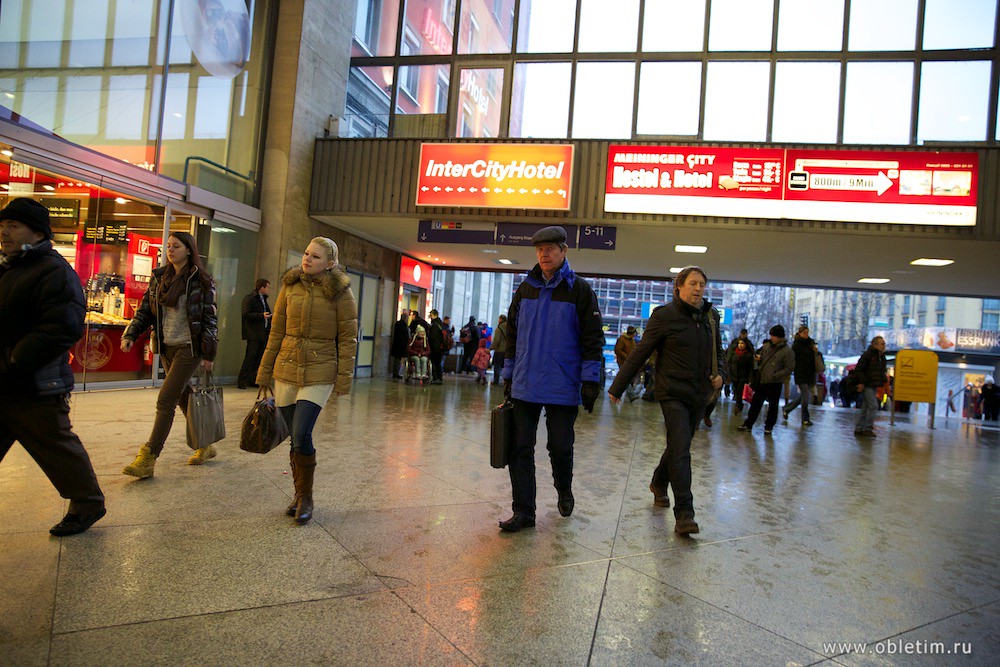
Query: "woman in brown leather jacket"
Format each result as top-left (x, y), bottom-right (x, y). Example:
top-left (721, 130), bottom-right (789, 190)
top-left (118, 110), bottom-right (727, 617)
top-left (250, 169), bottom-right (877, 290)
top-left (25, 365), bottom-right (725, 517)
top-left (120, 232), bottom-right (218, 478)
top-left (256, 237), bottom-right (358, 524)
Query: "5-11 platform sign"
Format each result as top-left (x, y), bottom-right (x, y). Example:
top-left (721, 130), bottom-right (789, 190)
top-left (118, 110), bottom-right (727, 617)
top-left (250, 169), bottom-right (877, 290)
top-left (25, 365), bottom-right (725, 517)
top-left (579, 225), bottom-right (616, 250)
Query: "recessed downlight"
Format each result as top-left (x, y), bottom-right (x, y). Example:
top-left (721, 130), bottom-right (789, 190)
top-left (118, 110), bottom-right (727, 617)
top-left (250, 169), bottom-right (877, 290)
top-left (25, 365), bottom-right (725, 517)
top-left (497, 258), bottom-right (517, 265)
top-left (858, 278), bottom-right (890, 284)
top-left (910, 258), bottom-right (954, 267)
top-left (674, 245), bottom-right (707, 254)
top-left (668, 267), bottom-right (684, 274)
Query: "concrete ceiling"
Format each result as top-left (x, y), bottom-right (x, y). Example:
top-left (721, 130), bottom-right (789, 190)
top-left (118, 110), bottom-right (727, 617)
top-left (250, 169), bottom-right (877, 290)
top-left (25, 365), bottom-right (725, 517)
top-left (316, 214), bottom-right (1000, 298)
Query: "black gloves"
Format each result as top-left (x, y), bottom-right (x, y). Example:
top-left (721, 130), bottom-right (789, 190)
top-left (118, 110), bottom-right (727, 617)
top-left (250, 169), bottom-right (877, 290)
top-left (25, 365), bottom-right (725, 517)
top-left (581, 381), bottom-right (600, 413)
top-left (503, 379), bottom-right (512, 400)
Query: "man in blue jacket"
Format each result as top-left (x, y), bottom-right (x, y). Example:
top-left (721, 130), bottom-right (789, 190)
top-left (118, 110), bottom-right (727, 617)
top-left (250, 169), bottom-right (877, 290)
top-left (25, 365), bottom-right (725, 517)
top-left (499, 226), bottom-right (604, 532)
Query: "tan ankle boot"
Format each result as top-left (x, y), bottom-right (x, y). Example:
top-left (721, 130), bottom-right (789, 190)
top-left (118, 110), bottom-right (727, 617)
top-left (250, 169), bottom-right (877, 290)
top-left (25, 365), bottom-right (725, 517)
top-left (292, 452), bottom-right (316, 524)
top-left (122, 445), bottom-right (156, 479)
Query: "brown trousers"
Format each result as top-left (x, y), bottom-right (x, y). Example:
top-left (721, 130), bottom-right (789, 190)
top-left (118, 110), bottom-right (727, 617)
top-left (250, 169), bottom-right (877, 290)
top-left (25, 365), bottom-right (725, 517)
top-left (147, 344), bottom-right (203, 454)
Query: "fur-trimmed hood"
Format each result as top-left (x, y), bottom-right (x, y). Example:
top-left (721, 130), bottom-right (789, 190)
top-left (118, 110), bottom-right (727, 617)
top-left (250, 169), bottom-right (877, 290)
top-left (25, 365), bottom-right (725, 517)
top-left (282, 266), bottom-right (351, 300)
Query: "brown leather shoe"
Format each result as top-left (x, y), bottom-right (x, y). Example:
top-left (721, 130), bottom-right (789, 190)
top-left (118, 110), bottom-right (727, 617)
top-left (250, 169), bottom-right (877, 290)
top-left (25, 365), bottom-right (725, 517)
top-left (649, 483), bottom-right (670, 507)
top-left (674, 514), bottom-right (700, 535)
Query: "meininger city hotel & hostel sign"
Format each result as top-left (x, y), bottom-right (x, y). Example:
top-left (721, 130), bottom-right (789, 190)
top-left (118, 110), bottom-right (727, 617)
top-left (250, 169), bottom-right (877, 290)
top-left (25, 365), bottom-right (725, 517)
top-left (604, 146), bottom-right (977, 226)
top-left (416, 143), bottom-right (574, 210)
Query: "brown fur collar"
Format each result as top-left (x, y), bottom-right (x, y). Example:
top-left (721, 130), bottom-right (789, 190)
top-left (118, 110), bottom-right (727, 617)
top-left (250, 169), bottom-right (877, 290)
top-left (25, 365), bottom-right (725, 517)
top-left (282, 266), bottom-right (351, 300)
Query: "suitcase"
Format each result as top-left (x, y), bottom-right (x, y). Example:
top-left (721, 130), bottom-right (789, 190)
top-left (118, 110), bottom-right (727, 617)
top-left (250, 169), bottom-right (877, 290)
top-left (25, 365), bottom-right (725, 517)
top-left (490, 400), bottom-right (514, 468)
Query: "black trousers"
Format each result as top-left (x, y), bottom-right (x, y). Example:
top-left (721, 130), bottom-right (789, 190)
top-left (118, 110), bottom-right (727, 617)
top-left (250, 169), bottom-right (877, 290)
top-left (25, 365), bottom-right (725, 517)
top-left (508, 399), bottom-right (578, 517)
top-left (491, 352), bottom-right (505, 384)
top-left (237, 339), bottom-right (266, 387)
top-left (0, 394), bottom-right (105, 514)
top-left (653, 399), bottom-right (700, 517)
top-left (430, 352), bottom-right (443, 381)
top-left (744, 382), bottom-right (783, 429)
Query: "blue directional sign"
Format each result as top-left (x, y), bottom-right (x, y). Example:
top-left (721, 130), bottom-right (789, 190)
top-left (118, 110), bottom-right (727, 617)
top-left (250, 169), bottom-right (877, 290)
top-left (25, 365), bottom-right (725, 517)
top-left (417, 219), bottom-right (495, 244)
top-left (496, 222), bottom-right (578, 248)
top-left (578, 224), bottom-right (616, 250)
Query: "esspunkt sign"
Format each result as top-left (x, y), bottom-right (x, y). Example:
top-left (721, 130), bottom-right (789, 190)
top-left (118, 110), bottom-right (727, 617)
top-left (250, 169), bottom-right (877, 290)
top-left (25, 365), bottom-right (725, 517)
top-left (416, 143), bottom-right (574, 210)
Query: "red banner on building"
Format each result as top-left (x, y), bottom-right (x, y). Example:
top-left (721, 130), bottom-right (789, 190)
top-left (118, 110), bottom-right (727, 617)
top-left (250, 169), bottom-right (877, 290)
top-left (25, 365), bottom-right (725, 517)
top-left (416, 143), bottom-right (574, 210)
top-left (604, 145), bottom-right (977, 226)
top-left (400, 256), bottom-right (432, 290)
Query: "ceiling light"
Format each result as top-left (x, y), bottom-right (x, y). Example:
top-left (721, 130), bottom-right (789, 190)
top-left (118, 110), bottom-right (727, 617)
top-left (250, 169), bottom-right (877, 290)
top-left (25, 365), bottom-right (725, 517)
top-left (674, 245), bottom-right (707, 254)
top-left (172, 112), bottom-right (183, 118)
top-left (910, 258), bottom-right (954, 267)
top-left (210, 227), bottom-right (236, 234)
top-left (858, 278), bottom-right (890, 284)
top-left (0, 149), bottom-right (12, 157)
top-left (669, 267), bottom-right (684, 274)
top-left (115, 197), bottom-right (129, 204)
top-left (3, 92), bottom-right (13, 99)
top-left (42, 184), bottom-right (55, 191)
top-left (482, 249), bottom-right (498, 254)
top-left (497, 259), bottom-right (517, 265)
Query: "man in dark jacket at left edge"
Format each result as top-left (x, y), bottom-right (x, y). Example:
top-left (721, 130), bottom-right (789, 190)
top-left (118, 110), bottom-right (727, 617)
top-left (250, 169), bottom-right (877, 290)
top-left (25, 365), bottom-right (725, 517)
top-left (0, 198), bottom-right (106, 536)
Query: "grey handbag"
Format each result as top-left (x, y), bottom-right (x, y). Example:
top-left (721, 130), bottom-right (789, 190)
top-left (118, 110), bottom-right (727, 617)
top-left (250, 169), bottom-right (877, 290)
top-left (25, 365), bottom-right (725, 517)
top-left (187, 372), bottom-right (226, 449)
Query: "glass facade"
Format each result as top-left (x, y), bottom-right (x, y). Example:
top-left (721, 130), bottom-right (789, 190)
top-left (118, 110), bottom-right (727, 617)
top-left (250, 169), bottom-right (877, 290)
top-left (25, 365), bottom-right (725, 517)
top-left (0, 0), bottom-right (274, 205)
top-left (346, 0), bottom-right (1000, 145)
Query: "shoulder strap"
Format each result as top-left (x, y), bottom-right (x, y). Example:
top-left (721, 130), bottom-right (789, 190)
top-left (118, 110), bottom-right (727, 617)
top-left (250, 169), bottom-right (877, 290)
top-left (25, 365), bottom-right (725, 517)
top-left (708, 311), bottom-right (718, 377)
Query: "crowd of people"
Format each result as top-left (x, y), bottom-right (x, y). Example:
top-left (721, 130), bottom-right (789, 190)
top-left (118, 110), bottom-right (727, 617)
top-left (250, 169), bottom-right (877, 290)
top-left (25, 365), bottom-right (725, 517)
top-left (2, 200), bottom-right (997, 540)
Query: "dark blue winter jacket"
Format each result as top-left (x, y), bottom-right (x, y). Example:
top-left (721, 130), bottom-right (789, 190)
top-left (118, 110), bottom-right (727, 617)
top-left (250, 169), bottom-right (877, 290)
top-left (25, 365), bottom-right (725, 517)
top-left (501, 259), bottom-right (604, 405)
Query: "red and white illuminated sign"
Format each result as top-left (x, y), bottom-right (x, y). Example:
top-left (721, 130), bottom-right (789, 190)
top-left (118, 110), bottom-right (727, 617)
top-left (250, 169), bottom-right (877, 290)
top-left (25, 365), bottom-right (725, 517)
top-left (604, 146), bottom-right (977, 226)
top-left (401, 256), bottom-right (432, 290)
top-left (416, 143), bottom-right (574, 210)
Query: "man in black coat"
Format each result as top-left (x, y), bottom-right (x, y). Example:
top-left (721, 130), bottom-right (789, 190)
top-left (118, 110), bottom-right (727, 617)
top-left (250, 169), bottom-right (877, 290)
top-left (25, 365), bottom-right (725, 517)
top-left (608, 266), bottom-right (725, 535)
top-left (782, 324), bottom-right (818, 426)
top-left (237, 278), bottom-right (271, 388)
top-left (0, 198), bottom-right (106, 536)
top-left (854, 336), bottom-right (887, 437)
top-left (390, 310), bottom-right (410, 378)
top-left (427, 309), bottom-right (445, 384)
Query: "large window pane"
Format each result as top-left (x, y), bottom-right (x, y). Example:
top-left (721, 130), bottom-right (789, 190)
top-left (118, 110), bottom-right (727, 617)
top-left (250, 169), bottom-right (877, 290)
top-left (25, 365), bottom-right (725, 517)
top-left (353, 0), bottom-right (399, 56)
top-left (455, 67), bottom-right (503, 138)
top-left (195, 76), bottom-right (233, 139)
top-left (345, 66), bottom-right (392, 137)
top-left (708, 0), bottom-right (774, 52)
top-left (703, 62), bottom-right (769, 141)
top-left (516, 0), bottom-right (575, 52)
top-left (844, 62), bottom-right (913, 144)
top-left (643, 0), bottom-right (706, 52)
top-left (848, 0), bottom-right (917, 51)
top-left (0, 2), bottom-right (24, 68)
top-left (772, 62), bottom-right (840, 143)
top-left (397, 64), bottom-right (450, 113)
top-left (923, 0), bottom-right (997, 50)
top-left (62, 76), bottom-right (102, 137)
top-left (510, 62), bottom-right (570, 138)
top-left (579, 0), bottom-right (640, 52)
top-left (106, 75), bottom-right (149, 141)
top-left (26, 0), bottom-right (66, 68)
top-left (458, 0), bottom-right (513, 54)
top-left (918, 61), bottom-right (990, 142)
top-left (112, 0), bottom-right (156, 67)
top-left (401, 0), bottom-right (454, 55)
top-left (18, 76), bottom-right (57, 129)
top-left (69, 1), bottom-right (109, 68)
top-left (636, 62), bottom-right (701, 135)
top-left (777, 0), bottom-right (844, 51)
top-left (161, 72), bottom-right (189, 141)
top-left (572, 62), bottom-right (635, 139)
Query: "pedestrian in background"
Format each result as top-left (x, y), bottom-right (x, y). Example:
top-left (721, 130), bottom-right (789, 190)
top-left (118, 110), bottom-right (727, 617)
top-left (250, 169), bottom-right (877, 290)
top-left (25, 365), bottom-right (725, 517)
top-left (853, 336), bottom-right (887, 438)
top-left (782, 325), bottom-right (818, 426)
top-left (256, 237), bottom-right (357, 524)
top-left (121, 231), bottom-right (218, 477)
top-left (237, 278), bottom-right (271, 389)
top-left (490, 314), bottom-right (508, 385)
top-left (737, 325), bottom-right (794, 435)
top-left (390, 310), bottom-right (410, 379)
top-left (609, 266), bottom-right (724, 535)
top-left (0, 198), bottom-right (106, 536)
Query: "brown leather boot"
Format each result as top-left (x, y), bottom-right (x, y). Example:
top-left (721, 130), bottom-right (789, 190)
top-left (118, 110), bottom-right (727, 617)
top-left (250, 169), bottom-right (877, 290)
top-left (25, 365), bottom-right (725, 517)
top-left (292, 452), bottom-right (316, 524)
top-left (286, 450), bottom-right (299, 516)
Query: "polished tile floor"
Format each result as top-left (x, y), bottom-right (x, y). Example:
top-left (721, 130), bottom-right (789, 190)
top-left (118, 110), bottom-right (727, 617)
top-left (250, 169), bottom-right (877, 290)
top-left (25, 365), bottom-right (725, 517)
top-left (2, 375), bottom-right (998, 666)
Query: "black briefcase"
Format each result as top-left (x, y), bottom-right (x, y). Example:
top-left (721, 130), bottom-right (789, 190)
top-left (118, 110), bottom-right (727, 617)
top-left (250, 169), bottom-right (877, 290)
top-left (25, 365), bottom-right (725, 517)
top-left (490, 400), bottom-right (514, 468)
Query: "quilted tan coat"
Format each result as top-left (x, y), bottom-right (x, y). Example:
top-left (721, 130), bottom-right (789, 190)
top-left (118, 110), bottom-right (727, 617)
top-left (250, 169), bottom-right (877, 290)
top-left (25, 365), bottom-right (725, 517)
top-left (256, 267), bottom-right (357, 395)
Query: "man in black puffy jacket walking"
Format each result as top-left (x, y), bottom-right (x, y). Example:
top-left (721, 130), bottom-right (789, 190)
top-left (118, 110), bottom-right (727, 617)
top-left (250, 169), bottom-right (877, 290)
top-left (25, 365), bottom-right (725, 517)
top-left (608, 266), bottom-right (725, 535)
top-left (0, 198), bottom-right (106, 536)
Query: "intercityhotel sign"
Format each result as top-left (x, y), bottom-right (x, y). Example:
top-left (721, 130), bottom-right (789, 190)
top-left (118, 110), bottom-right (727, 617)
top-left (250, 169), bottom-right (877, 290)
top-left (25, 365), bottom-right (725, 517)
top-left (604, 145), bottom-right (978, 226)
top-left (416, 143), bottom-right (574, 210)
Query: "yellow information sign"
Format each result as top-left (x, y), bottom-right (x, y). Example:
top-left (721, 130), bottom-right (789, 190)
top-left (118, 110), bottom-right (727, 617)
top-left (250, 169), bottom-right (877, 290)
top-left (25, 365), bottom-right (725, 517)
top-left (893, 349), bottom-right (939, 403)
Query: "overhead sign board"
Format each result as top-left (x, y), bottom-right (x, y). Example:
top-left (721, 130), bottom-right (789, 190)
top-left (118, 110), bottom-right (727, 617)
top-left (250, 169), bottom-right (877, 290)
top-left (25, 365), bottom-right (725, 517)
top-left (496, 222), bottom-right (578, 248)
top-left (604, 146), bottom-right (977, 227)
top-left (416, 143), bottom-right (574, 210)
top-left (400, 256), bottom-right (432, 290)
top-left (417, 219), bottom-right (495, 244)
top-left (578, 224), bottom-right (616, 250)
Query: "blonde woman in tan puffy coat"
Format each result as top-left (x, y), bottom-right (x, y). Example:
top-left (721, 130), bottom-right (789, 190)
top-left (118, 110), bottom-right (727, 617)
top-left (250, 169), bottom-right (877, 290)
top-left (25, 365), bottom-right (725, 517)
top-left (256, 237), bottom-right (357, 524)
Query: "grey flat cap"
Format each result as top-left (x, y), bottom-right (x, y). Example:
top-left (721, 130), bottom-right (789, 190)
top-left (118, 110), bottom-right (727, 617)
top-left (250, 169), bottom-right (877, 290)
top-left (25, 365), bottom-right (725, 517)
top-left (531, 225), bottom-right (568, 245)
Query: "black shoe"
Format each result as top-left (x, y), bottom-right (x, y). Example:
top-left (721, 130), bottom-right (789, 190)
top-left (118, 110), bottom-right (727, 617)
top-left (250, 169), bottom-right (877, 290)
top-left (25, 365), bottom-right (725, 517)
top-left (674, 514), bottom-right (700, 535)
top-left (803, 419), bottom-right (813, 426)
top-left (737, 424), bottom-right (751, 432)
top-left (557, 488), bottom-right (575, 517)
top-left (859, 429), bottom-right (876, 438)
top-left (499, 513), bottom-right (535, 532)
top-left (649, 483), bottom-right (670, 508)
top-left (50, 508), bottom-right (107, 536)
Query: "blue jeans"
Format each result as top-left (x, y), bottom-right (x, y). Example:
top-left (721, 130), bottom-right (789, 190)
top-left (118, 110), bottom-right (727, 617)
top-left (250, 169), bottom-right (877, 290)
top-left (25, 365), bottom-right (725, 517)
top-left (508, 399), bottom-right (578, 517)
top-left (856, 388), bottom-right (878, 431)
top-left (279, 401), bottom-right (323, 455)
top-left (784, 382), bottom-right (814, 421)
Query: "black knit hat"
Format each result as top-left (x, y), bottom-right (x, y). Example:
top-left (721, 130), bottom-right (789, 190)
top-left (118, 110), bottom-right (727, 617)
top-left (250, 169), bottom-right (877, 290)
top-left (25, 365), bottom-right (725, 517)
top-left (0, 198), bottom-right (52, 240)
top-left (769, 324), bottom-right (786, 338)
